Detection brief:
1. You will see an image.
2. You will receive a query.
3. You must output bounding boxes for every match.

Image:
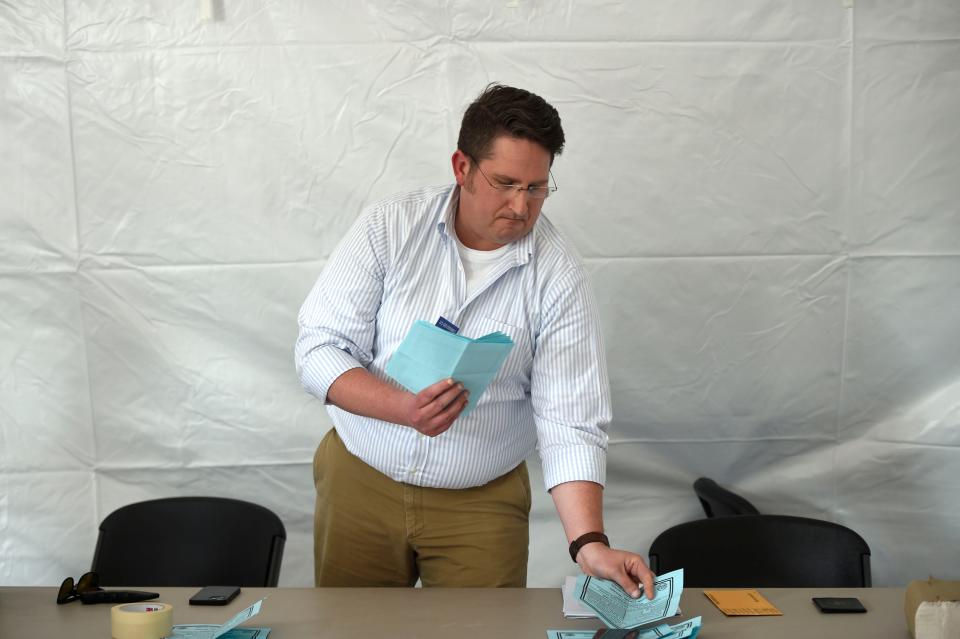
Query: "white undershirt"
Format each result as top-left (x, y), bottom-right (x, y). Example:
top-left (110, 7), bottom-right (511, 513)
top-left (454, 233), bottom-right (512, 299)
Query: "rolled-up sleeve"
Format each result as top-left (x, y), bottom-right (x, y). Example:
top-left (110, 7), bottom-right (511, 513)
top-left (296, 207), bottom-right (388, 403)
top-left (532, 267), bottom-right (611, 490)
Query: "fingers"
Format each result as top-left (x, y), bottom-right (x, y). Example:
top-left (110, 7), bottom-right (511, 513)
top-left (417, 379), bottom-right (466, 413)
top-left (409, 379), bottom-right (469, 436)
top-left (612, 571), bottom-right (642, 599)
top-left (417, 381), bottom-right (467, 423)
top-left (627, 557), bottom-right (656, 600)
top-left (415, 378), bottom-right (459, 404)
top-left (581, 548), bottom-right (654, 600)
top-left (429, 388), bottom-right (469, 435)
top-left (641, 569), bottom-right (655, 600)
top-left (577, 544), bottom-right (653, 599)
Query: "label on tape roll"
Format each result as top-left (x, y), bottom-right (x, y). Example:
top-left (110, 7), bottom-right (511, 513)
top-left (111, 602), bottom-right (174, 639)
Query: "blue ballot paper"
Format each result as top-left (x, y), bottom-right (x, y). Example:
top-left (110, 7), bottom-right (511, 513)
top-left (172, 598), bottom-right (270, 639)
top-left (385, 320), bottom-right (514, 416)
top-left (574, 570), bottom-right (684, 630)
top-left (545, 616), bottom-right (701, 639)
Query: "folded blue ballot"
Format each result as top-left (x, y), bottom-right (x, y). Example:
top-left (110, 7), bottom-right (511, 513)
top-left (546, 616), bottom-right (701, 639)
top-left (385, 320), bottom-right (514, 416)
top-left (574, 570), bottom-right (684, 630)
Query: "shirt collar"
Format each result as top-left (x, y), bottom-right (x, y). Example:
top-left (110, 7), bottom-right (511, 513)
top-left (436, 184), bottom-right (460, 240)
top-left (436, 184), bottom-right (535, 265)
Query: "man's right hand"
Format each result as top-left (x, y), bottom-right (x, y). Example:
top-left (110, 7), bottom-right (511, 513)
top-left (402, 378), bottom-right (469, 437)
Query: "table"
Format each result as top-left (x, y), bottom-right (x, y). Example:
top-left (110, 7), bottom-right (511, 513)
top-left (0, 586), bottom-right (910, 638)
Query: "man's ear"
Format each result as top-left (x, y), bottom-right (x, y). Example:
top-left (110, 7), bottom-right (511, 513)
top-left (451, 149), bottom-right (471, 186)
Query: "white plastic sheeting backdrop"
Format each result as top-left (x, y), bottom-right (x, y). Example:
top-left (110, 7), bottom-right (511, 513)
top-left (1, 1), bottom-right (959, 588)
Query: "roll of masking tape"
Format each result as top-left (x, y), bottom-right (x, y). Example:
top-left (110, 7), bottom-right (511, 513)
top-left (110, 602), bottom-right (174, 639)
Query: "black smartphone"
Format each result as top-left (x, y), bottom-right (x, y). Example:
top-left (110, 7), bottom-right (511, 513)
top-left (189, 586), bottom-right (241, 606)
top-left (812, 597), bottom-right (867, 613)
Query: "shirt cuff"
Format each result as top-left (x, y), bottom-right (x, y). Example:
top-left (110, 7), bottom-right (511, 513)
top-left (540, 444), bottom-right (607, 492)
top-left (298, 345), bottom-right (364, 403)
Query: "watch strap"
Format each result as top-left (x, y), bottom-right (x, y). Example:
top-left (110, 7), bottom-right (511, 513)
top-left (568, 531), bottom-right (609, 563)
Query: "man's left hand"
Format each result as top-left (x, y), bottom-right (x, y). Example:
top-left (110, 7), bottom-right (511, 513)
top-left (576, 543), bottom-right (655, 600)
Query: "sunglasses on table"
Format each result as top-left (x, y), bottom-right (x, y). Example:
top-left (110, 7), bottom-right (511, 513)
top-left (56, 572), bottom-right (158, 605)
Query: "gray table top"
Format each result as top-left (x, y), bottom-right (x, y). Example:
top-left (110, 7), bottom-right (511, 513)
top-left (0, 585), bottom-right (910, 639)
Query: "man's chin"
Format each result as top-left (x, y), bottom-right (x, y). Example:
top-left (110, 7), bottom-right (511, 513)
top-left (497, 217), bottom-right (530, 230)
top-left (494, 229), bottom-right (532, 245)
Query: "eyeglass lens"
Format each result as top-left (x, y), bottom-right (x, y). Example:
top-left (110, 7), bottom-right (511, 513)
top-left (77, 572), bottom-right (99, 592)
top-left (57, 577), bottom-right (75, 604)
top-left (56, 572), bottom-right (101, 604)
top-left (468, 155), bottom-right (554, 199)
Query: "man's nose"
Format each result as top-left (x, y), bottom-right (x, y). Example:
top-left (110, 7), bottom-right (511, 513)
top-left (507, 187), bottom-right (530, 215)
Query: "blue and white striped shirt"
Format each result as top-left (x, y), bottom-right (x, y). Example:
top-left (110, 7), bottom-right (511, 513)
top-left (296, 184), bottom-right (611, 491)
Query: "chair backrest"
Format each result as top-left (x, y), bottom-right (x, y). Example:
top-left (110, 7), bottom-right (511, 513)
top-left (648, 514), bottom-right (871, 587)
top-left (92, 497), bottom-right (286, 587)
top-left (693, 477), bottom-right (760, 518)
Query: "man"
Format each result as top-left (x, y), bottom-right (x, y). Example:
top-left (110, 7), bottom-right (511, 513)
top-left (296, 84), bottom-right (654, 597)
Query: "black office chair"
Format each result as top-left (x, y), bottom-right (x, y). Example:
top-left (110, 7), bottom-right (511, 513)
top-left (92, 497), bottom-right (286, 587)
top-left (648, 514), bottom-right (871, 587)
top-left (693, 477), bottom-right (760, 518)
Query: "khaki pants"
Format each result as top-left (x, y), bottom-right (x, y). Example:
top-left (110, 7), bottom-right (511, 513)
top-left (313, 429), bottom-right (531, 587)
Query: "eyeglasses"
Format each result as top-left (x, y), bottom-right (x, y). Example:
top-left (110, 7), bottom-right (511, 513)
top-left (57, 572), bottom-right (102, 604)
top-left (468, 155), bottom-right (558, 200)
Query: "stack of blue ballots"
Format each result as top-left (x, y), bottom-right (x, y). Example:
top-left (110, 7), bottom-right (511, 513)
top-left (385, 320), bottom-right (514, 416)
top-left (547, 569), bottom-right (701, 639)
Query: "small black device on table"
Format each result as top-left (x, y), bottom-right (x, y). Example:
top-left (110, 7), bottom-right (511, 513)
top-left (190, 586), bottom-right (241, 605)
top-left (812, 597), bottom-right (867, 613)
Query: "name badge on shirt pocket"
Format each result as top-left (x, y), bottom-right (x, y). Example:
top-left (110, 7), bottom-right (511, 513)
top-left (435, 316), bottom-right (460, 334)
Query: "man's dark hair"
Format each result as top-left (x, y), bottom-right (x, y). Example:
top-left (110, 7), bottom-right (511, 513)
top-left (457, 84), bottom-right (565, 164)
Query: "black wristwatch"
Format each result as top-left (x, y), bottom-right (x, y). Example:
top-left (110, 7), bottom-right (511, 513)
top-left (568, 531), bottom-right (609, 563)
